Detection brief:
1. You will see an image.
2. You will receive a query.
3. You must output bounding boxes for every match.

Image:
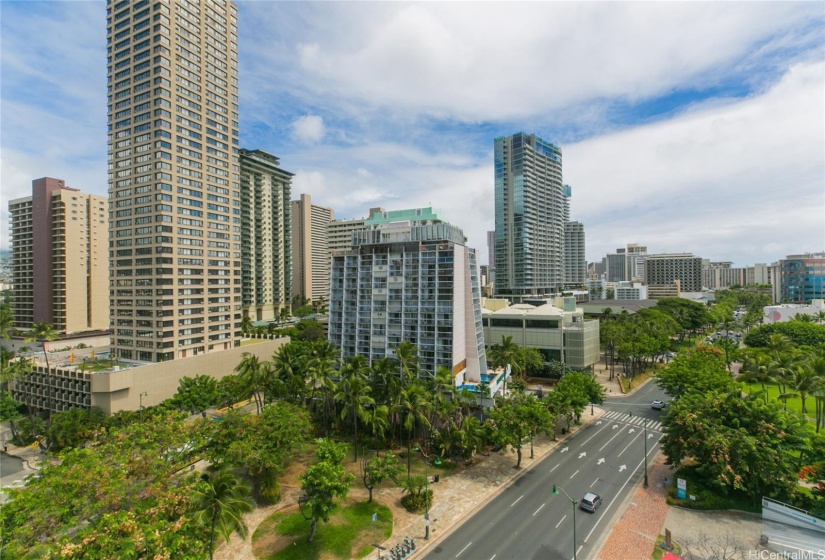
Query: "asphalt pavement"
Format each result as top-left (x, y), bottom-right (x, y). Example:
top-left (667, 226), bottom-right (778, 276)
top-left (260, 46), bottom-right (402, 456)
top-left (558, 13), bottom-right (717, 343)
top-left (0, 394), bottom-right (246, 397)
top-left (423, 381), bottom-right (668, 560)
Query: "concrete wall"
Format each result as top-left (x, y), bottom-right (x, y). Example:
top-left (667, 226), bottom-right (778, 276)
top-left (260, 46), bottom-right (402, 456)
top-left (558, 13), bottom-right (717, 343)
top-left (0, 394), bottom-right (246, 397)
top-left (89, 338), bottom-right (289, 414)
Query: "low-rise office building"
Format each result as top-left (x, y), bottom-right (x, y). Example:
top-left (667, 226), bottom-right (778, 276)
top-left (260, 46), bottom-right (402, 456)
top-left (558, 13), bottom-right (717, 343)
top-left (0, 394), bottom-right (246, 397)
top-left (482, 297), bottom-right (599, 370)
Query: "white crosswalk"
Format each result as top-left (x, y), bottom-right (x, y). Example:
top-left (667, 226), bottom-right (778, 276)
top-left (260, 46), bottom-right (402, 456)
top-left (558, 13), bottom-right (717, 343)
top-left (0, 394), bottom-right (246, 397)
top-left (601, 410), bottom-right (664, 432)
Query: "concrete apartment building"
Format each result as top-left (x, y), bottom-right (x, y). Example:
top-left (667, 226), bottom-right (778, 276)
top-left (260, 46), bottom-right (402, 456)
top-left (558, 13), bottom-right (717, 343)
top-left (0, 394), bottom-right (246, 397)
top-left (702, 261), bottom-right (747, 290)
top-left (644, 253), bottom-right (703, 293)
top-left (107, 0), bottom-right (240, 362)
top-left (8, 177), bottom-right (108, 334)
top-left (291, 194), bottom-right (333, 305)
top-left (494, 132), bottom-right (566, 296)
top-left (327, 207), bottom-right (385, 254)
top-left (564, 221), bottom-right (586, 285)
top-left (482, 297), bottom-right (599, 370)
top-left (328, 208), bottom-right (487, 386)
top-left (240, 149), bottom-right (293, 321)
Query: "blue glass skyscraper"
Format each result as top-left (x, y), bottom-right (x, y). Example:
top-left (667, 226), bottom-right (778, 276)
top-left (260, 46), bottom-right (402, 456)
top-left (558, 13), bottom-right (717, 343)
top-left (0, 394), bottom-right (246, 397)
top-left (494, 133), bottom-right (565, 296)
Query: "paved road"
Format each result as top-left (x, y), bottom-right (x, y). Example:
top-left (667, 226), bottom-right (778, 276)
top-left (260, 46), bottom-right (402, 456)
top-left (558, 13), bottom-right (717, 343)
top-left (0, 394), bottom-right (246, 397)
top-left (423, 381), bottom-right (668, 560)
top-left (0, 452), bottom-right (25, 478)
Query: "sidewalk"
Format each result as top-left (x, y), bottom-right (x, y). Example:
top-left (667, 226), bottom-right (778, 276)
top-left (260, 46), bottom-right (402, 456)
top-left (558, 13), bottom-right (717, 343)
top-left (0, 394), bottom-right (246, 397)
top-left (214, 407), bottom-right (607, 560)
top-left (594, 454), bottom-right (673, 560)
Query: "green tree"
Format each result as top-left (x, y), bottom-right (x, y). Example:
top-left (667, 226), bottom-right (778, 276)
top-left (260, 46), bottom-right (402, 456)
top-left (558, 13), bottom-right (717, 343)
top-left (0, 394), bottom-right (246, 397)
top-left (745, 322), bottom-right (825, 349)
top-left (46, 407), bottom-right (106, 451)
top-left (555, 371), bottom-right (606, 422)
top-left (656, 346), bottom-right (734, 398)
top-left (240, 315), bottom-right (253, 336)
top-left (0, 303), bottom-right (15, 340)
top-left (486, 393), bottom-right (549, 468)
top-left (661, 390), bottom-right (812, 501)
top-left (360, 451), bottom-right (403, 502)
top-left (169, 374), bottom-right (221, 412)
top-left (299, 439), bottom-right (354, 542)
top-left (192, 469), bottom-right (255, 560)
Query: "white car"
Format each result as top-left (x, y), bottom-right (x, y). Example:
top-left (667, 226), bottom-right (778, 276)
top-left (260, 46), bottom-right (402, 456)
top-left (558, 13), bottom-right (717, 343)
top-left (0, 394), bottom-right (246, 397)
top-left (651, 400), bottom-right (666, 410)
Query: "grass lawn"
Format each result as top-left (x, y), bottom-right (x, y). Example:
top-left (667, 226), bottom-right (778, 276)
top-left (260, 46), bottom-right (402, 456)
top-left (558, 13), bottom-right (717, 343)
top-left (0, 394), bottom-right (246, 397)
top-left (740, 382), bottom-right (815, 419)
top-left (77, 359), bottom-right (116, 372)
top-left (241, 338), bottom-right (268, 346)
top-left (252, 499), bottom-right (392, 560)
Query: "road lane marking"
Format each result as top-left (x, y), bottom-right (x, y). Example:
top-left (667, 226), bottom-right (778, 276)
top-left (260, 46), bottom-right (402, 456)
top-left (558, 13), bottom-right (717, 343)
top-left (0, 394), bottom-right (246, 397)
top-left (570, 469), bottom-right (579, 479)
top-left (617, 430), bottom-right (643, 458)
top-left (579, 415), bottom-right (616, 446)
top-left (590, 478), bottom-right (599, 488)
top-left (533, 503), bottom-right (545, 516)
top-left (456, 542), bottom-right (472, 558)
top-left (550, 464), bottom-right (559, 473)
top-left (598, 425), bottom-right (626, 451)
top-left (490, 556), bottom-right (496, 560)
top-left (555, 514), bottom-right (567, 528)
top-left (511, 495), bottom-right (523, 507)
top-left (582, 440), bottom-right (662, 546)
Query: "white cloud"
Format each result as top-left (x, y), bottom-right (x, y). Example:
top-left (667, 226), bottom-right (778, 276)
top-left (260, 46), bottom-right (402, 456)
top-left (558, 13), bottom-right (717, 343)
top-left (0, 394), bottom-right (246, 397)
top-left (279, 2), bottom-right (820, 121)
top-left (565, 61), bottom-right (825, 265)
top-left (290, 115), bottom-right (326, 144)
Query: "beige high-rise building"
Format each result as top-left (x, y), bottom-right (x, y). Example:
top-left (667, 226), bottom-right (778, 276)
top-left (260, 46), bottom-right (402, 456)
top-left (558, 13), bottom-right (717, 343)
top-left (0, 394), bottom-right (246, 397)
top-left (240, 149), bottom-right (293, 321)
top-left (9, 178), bottom-right (108, 334)
top-left (291, 194), bottom-right (333, 305)
top-left (107, 0), bottom-right (240, 362)
top-left (327, 207), bottom-right (385, 254)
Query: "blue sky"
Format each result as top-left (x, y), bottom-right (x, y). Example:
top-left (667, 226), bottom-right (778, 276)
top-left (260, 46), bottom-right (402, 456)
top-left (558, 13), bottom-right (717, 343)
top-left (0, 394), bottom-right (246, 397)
top-left (1, 1), bottom-right (824, 267)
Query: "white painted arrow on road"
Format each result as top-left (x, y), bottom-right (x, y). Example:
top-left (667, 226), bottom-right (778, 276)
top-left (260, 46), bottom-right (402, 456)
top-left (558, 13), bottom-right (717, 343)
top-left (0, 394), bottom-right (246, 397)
top-left (560, 447), bottom-right (569, 453)
top-left (597, 458), bottom-right (605, 465)
top-left (578, 452), bottom-right (587, 459)
top-left (628, 429), bottom-right (635, 433)
top-left (619, 465), bottom-right (627, 472)
top-left (596, 421), bottom-right (602, 425)
top-left (612, 424), bottom-right (619, 430)
top-left (648, 434), bottom-right (654, 439)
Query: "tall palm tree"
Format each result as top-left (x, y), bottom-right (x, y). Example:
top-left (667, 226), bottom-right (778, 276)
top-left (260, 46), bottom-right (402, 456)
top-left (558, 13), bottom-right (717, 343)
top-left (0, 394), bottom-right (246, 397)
top-left (364, 404), bottom-right (390, 454)
top-left (307, 353), bottom-right (338, 436)
top-left (737, 350), bottom-right (774, 403)
top-left (24, 322), bottom-right (59, 420)
top-left (191, 469), bottom-right (255, 560)
top-left (395, 383), bottom-right (432, 476)
top-left (271, 343), bottom-right (306, 405)
top-left (240, 315), bottom-right (253, 337)
top-left (805, 350), bottom-right (825, 430)
top-left (394, 341), bottom-right (420, 381)
top-left (335, 374), bottom-right (375, 461)
top-left (787, 364), bottom-right (817, 415)
top-left (234, 353), bottom-right (267, 413)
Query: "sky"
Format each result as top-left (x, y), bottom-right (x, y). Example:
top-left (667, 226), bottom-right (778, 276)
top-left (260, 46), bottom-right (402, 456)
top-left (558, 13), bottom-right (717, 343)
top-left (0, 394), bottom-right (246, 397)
top-left (1, 1), bottom-right (824, 268)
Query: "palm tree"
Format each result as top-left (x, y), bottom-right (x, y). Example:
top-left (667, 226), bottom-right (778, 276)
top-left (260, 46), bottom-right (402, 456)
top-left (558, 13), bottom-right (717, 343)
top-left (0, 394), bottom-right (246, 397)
top-left (810, 361), bottom-right (825, 432)
top-left (191, 469), bottom-right (255, 560)
top-left (307, 351), bottom-right (338, 436)
top-left (234, 353), bottom-right (267, 413)
top-left (271, 344), bottom-right (306, 405)
top-left (816, 310), bottom-right (825, 326)
top-left (240, 315), bottom-right (253, 337)
top-left (395, 383), bottom-right (432, 476)
top-left (24, 322), bottom-right (59, 420)
top-left (335, 374), bottom-right (374, 461)
top-left (364, 404), bottom-right (390, 454)
top-left (394, 341), bottom-right (420, 381)
top-left (737, 350), bottom-right (774, 403)
top-left (787, 364), bottom-right (817, 415)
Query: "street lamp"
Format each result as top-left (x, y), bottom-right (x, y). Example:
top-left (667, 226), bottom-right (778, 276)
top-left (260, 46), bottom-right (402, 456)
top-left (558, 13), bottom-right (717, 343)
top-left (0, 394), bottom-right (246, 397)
top-left (139, 391), bottom-right (148, 422)
top-left (643, 418), bottom-right (649, 488)
top-left (551, 484), bottom-right (577, 560)
top-left (412, 445), bottom-right (431, 540)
